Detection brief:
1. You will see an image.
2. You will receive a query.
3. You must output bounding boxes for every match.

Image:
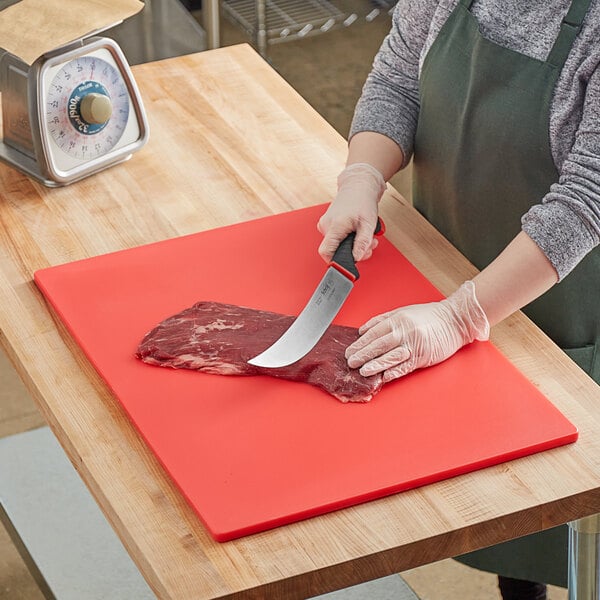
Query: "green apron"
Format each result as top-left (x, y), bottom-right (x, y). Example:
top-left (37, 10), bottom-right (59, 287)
top-left (412, 0), bottom-right (599, 587)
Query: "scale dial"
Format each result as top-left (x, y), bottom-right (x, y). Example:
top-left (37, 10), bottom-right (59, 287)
top-left (46, 55), bottom-right (129, 161)
top-left (33, 37), bottom-right (148, 184)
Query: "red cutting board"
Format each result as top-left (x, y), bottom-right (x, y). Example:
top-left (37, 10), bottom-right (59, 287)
top-left (35, 204), bottom-right (577, 542)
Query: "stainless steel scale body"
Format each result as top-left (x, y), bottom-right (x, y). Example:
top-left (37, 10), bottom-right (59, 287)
top-left (0, 36), bottom-right (148, 186)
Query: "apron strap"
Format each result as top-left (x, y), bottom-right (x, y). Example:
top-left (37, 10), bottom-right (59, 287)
top-left (458, 0), bottom-right (474, 8)
top-left (547, 0), bottom-right (592, 67)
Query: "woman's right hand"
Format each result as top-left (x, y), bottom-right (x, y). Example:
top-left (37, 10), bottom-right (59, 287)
top-left (317, 163), bottom-right (386, 263)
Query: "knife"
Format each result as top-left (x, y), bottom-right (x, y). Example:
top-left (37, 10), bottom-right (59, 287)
top-left (248, 218), bottom-right (385, 368)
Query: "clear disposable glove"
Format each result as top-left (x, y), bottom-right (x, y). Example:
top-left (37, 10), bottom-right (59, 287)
top-left (345, 281), bottom-right (490, 383)
top-left (318, 163), bottom-right (387, 262)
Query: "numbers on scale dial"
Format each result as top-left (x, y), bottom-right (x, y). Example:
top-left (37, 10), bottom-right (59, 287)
top-left (46, 56), bottom-right (130, 160)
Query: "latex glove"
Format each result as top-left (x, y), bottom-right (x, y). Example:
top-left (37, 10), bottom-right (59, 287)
top-left (346, 281), bottom-right (490, 383)
top-left (318, 163), bottom-right (386, 262)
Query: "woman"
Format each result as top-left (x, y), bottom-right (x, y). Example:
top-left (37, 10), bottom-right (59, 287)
top-left (317, 0), bottom-right (600, 598)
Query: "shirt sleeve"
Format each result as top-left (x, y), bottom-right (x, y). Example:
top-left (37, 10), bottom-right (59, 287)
top-left (348, 0), bottom-right (438, 169)
top-left (522, 65), bottom-right (600, 281)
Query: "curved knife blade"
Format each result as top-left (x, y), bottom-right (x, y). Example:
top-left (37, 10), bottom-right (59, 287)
top-left (248, 218), bottom-right (383, 368)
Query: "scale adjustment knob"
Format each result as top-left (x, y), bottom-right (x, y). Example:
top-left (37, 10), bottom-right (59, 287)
top-left (79, 93), bottom-right (113, 125)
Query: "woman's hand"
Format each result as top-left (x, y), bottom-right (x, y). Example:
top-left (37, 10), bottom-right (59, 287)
top-left (346, 281), bottom-right (490, 382)
top-left (318, 163), bottom-right (386, 262)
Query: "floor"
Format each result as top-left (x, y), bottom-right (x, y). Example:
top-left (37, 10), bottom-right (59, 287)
top-left (0, 2), bottom-right (568, 598)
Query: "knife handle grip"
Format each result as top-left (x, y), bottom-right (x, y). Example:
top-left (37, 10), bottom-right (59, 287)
top-left (330, 218), bottom-right (384, 282)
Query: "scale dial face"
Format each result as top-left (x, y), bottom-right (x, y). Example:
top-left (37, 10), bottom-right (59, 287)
top-left (46, 55), bottom-right (130, 161)
top-left (36, 38), bottom-right (148, 183)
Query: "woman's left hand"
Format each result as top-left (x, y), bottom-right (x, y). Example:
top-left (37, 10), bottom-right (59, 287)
top-left (346, 281), bottom-right (490, 382)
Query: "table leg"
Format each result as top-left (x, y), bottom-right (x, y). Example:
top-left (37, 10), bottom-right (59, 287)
top-left (255, 0), bottom-right (268, 58)
top-left (0, 502), bottom-right (55, 600)
top-left (203, 0), bottom-right (220, 49)
top-left (569, 514), bottom-right (600, 599)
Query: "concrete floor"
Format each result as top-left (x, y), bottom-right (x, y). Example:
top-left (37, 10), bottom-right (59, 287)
top-left (0, 2), bottom-right (569, 598)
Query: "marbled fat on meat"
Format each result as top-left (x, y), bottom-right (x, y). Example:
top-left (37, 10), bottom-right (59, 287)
top-left (136, 301), bottom-right (383, 402)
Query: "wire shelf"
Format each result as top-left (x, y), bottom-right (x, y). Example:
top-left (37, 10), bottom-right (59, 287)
top-left (221, 0), bottom-right (397, 53)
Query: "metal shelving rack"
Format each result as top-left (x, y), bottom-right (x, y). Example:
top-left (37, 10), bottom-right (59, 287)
top-left (221, 0), bottom-right (397, 58)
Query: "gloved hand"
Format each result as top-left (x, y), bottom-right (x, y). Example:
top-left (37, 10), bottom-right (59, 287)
top-left (318, 163), bottom-right (387, 262)
top-left (346, 281), bottom-right (490, 382)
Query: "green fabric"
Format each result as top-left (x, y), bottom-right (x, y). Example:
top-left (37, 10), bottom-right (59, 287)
top-left (457, 525), bottom-right (569, 588)
top-left (412, 0), bottom-right (597, 588)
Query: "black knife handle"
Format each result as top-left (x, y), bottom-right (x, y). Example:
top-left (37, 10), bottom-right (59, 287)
top-left (330, 218), bottom-right (384, 282)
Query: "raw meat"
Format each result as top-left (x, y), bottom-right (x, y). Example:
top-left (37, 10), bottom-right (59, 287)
top-left (136, 301), bottom-right (383, 402)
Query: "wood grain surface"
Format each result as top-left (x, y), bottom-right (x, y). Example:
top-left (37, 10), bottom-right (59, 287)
top-left (0, 44), bottom-right (599, 599)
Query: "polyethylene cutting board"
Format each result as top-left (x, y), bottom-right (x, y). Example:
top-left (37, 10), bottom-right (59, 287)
top-left (35, 204), bottom-right (577, 542)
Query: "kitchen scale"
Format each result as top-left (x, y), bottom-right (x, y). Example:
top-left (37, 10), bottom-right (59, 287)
top-left (0, 34), bottom-right (149, 186)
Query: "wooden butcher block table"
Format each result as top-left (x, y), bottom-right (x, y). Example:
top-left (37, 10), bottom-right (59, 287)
top-left (1, 44), bottom-right (600, 599)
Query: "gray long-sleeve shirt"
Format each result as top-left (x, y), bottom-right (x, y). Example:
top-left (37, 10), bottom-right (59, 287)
top-left (350, 0), bottom-right (600, 280)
